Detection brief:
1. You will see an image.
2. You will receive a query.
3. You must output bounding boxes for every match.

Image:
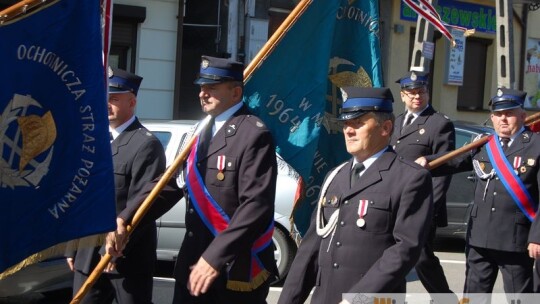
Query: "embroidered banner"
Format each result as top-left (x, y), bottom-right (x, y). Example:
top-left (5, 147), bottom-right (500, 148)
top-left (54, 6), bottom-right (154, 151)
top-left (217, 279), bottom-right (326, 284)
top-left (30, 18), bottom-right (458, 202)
top-left (0, 0), bottom-right (115, 274)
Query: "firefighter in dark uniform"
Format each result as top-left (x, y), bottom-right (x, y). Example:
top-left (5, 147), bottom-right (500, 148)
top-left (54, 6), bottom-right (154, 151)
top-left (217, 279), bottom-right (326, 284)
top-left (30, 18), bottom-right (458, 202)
top-left (109, 56), bottom-right (278, 304)
top-left (278, 87), bottom-right (433, 304)
top-left (418, 88), bottom-right (540, 299)
top-left (68, 68), bottom-right (166, 304)
top-left (390, 71), bottom-right (456, 299)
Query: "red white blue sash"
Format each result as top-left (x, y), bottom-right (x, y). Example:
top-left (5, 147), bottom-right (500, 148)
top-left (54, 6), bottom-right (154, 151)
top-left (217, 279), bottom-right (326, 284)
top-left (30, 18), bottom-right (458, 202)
top-left (185, 136), bottom-right (274, 285)
top-left (486, 135), bottom-right (537, 221)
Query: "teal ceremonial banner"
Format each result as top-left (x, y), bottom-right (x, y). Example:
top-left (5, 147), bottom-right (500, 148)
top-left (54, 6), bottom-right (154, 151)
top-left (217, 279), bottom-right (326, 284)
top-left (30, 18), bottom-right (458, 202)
top-left (244, 0), bottom-right (383, 234)
top-left (0, 0), bottom-right (116, 274)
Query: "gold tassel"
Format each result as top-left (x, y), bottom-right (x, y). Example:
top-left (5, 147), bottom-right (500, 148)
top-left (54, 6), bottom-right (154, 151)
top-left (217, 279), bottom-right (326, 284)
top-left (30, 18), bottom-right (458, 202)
top-left (226, 270), bottom-right (271, 292)
top-left (0, 233), bottom-right (106, 280)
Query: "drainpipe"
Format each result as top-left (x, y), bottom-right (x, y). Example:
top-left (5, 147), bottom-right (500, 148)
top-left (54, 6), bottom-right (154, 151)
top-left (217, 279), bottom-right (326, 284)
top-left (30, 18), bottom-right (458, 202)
top-left (227, 0), bottom-right (239, 60)
top-left (173, 0), bottom-right (185, 119)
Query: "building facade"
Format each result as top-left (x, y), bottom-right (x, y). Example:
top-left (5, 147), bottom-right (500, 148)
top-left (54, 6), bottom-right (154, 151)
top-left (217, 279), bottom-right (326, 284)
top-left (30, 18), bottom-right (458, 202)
top-left (1, 0), bottom-right (538, 123)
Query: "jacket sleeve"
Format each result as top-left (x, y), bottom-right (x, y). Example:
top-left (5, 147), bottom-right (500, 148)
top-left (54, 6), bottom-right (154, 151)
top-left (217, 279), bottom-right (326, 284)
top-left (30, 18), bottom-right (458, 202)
top-left (528, 161), bottom-right (540, 244)
top-left (119, 137), bottom-right (180, 225)
top-left (431, 119), bottom-right (455, 223)
top-left (277, 209), bottom-right (320, 304)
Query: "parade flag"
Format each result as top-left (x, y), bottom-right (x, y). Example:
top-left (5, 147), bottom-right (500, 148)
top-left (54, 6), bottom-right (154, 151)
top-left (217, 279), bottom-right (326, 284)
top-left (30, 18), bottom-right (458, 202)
top-left (0, 0), bottom-right (116, 275)
top-left (244, 0), bottom-right (383, 234)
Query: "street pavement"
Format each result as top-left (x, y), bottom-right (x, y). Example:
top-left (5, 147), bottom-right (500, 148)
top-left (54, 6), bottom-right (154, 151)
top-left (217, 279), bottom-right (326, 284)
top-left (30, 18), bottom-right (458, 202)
top-left (0, 238), bottom-right (507, 304)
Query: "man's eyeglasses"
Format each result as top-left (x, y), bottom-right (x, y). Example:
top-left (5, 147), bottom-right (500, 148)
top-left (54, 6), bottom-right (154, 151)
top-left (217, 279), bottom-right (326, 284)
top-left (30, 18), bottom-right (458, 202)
top-left (403, 89), bottom-right (428, 98)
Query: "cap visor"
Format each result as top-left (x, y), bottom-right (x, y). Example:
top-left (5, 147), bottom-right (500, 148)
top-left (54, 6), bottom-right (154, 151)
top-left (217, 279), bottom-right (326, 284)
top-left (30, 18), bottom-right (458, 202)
top-left (337, 111), bottom-right (368, 121)
top-left (109, 87), bottom-right (131, 94)
top-left (491, 104), bottom-right (522, 112)
top-left (194, 77), bottom-right (222, 85)
top-left (401, 84), bottom-right (426, 90)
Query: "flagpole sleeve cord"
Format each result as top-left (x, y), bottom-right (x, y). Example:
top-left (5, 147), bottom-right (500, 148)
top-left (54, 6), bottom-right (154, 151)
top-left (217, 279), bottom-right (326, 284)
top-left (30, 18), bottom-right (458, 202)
top-left (0, 0), bottom-right (54, 25)
top-left (428, 112), bottom-right (540, 170)
top-left (70, 116), bottom-right (212, 304)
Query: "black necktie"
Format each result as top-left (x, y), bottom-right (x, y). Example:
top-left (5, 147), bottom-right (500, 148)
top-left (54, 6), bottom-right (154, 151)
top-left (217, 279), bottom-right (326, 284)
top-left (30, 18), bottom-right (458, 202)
top-left (350, 163), bottom-right (365, 187)
top-left (198, 117), bottom-right (214, 157)
top-left (500, 137), bottom-right (510, 152)
top-left (404, 113), bottom-right (414, 127)
top-left (401, 114), bottom-right (413, 134)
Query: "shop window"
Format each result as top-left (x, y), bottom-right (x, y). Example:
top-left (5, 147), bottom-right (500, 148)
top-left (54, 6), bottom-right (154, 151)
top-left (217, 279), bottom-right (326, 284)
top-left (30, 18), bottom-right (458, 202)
top-left (457, 37), bottom-right (492, 111)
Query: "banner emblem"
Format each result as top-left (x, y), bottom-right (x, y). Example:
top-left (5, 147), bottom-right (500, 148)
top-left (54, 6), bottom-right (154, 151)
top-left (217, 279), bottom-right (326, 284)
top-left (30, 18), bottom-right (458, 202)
top-left (0, 94), bottom-right (56, 188)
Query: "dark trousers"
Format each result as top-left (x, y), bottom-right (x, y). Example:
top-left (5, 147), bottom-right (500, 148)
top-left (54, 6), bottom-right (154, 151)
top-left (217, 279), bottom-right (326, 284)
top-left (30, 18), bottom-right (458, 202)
top-left (172, 270), bottom-right (270, 304)
top-left (534, 259), bottom-right (540, 293)
top-left (73, 270), bottom-right (153, 304)
top-left (415, 223), bottom-right (458, 304)
top-left (415, 223), bottom-right (453, 293)
top-left (464, 245), bottom-right (534, 294)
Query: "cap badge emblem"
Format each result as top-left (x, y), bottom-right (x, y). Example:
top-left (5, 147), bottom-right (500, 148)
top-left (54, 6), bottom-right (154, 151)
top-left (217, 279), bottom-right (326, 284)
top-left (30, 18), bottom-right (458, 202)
top-left (340, 88), bottom-right (348, 102)
top-left (202, 59), bottom-right (209, 69)
top-left (410, 72), bottom-right (417, 81)
top-left (497, 89), bottom-right (503, 96)
top-left (107, 66), bottom-right (114, 78)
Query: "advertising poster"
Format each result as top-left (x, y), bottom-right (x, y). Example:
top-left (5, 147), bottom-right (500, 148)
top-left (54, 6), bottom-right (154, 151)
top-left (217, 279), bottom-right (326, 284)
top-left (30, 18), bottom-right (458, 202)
top-left (524, 38), bottom-right (540, 110)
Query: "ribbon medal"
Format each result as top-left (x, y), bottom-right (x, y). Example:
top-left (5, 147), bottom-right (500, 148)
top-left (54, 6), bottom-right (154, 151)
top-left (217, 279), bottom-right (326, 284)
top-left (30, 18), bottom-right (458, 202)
top-left (513, 156), bottom-right (522, 174)
top-left (357, 199), bottom-right (369, 228)
top-left (216, 155), bottom-right (225, 180)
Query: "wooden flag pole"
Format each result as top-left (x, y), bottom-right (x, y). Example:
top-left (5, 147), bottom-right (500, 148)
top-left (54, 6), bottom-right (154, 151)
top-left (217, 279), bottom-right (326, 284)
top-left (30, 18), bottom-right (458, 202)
top-left (429, 112), bottom-right (540, 169)
top-left (70, 116), bottom-right (212, 304)
top-left (243, 0), bottom-right (313, 81)
top-left (0, 0), bottom-right (55, 24)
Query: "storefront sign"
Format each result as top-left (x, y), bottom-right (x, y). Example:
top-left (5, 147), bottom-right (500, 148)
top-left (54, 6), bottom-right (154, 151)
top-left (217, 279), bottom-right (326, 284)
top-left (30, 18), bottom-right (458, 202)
top-left (400, 0), bottom-right (496, 34)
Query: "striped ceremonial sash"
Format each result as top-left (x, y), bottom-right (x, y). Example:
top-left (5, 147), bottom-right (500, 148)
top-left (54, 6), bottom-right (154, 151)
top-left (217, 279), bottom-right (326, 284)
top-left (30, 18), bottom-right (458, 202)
top-left (185, 136), bottom-right (274, 289)
top-left (486, 135), bottom-right (537, 221)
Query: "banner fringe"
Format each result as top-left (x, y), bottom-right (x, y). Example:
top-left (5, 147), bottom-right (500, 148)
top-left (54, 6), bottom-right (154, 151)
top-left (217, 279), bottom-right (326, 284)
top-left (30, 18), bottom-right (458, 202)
top-left (0, 233), bottom-right (106, 280)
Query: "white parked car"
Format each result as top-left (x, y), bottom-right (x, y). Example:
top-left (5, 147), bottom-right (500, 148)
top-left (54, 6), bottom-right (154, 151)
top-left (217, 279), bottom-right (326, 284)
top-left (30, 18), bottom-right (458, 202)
top-left (0, 119), bottom-right (302, 298)
top-left (143, 119), bottom-right (302, 282)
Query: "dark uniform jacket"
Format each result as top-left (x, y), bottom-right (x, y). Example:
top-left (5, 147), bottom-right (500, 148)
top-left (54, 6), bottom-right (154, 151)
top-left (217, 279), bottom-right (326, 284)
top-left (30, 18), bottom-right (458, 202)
top-left (431, 129), bottom-right (540, 252)
top-left (73, 118), bottom-right (166, 275)
top-left (530, 214), bottom-right (540, 245)
top-left (278, 148), bottom-right (433, 304)
top-left (391, 105), bottom-right (455, 227)
top-left (121, 105), bottom-right (278, 290)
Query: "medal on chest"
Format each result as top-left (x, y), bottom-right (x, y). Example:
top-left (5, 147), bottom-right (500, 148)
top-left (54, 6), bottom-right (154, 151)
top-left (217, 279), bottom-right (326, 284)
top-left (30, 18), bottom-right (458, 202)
top-left (357, 199), bottom-right (369, 228)
top-left (216, 155), bottom-right (225, 180)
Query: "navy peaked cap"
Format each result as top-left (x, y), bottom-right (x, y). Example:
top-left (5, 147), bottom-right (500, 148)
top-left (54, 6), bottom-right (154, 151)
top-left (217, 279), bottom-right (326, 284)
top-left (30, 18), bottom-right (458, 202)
top-left (338, 87), bottom-right (394, 121)
top-left (489, 88), bottom-right (527, 112)
top-left (108, 67), bottom-right (143, 96)
top-left (194, 55), bottom-right (244, 85)
top-left (396, 71), bottom-right (429, 90)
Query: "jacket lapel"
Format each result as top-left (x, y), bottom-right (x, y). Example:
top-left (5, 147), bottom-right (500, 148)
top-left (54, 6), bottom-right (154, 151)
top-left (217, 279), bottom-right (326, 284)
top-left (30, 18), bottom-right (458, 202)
top-left (111, 119), bottom-right (142, 156)
top-left (344, 149), bottom-right (395, 198)
top-left (398, 106), bottom-right (434, 138)
top-left (506, 130), bottom-right (531, 157)
top-left (199, 106), bottom-right (249, 160)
